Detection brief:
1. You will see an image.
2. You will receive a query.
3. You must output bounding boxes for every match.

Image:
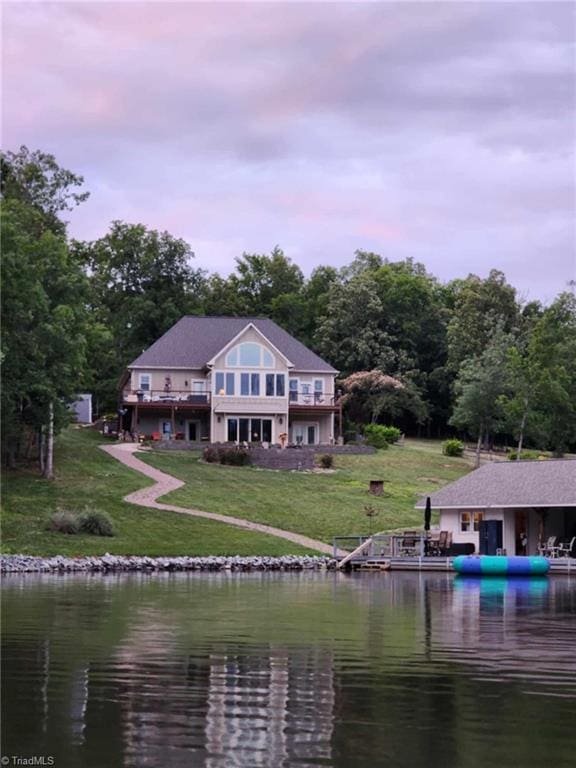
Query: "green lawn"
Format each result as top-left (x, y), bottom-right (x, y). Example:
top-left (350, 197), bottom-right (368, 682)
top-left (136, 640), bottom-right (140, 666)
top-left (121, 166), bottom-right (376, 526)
top-left (140, 439), bottom-right (470, 543)
top-left (0, 428), bottom-right (316, 557)
top-left (1, 428), bottom-right (470, 556)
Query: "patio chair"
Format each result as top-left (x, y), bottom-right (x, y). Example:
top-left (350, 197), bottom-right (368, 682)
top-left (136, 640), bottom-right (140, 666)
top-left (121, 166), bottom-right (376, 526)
top-left (556, 537), bottom-right (576, 558)
top-left (538, 536), bottom-right (558, 558)
top-left (435, 530), bottom-right (452, 556)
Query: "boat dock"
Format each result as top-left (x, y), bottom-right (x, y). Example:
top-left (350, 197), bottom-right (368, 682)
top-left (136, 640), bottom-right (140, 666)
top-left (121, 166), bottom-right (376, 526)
top-left (333, 535), bottom-right (576, 575)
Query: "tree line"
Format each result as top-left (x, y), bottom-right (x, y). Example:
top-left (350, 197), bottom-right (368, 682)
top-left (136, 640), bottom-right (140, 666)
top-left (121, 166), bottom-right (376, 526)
top-left (2, 146), bottom-right (575, 473)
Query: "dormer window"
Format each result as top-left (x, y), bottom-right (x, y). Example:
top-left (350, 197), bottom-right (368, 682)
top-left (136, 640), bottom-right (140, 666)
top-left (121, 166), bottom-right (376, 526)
top-left (225, 342), bottom-right (274, 368)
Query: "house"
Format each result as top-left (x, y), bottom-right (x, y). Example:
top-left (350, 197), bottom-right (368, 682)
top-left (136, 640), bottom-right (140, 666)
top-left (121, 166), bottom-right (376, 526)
top-left (416, 459), bottom-right (576, 556)
top-left (119, 316), bottom-right (340, 445)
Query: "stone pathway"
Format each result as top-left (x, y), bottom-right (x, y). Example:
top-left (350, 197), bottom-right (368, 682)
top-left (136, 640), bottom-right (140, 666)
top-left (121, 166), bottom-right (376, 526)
top-left (101, 443), bottom-right (338, 555)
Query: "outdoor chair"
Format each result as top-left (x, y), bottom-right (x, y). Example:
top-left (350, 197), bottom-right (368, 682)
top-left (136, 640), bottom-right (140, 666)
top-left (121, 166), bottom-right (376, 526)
top-left (399, 537), bottom-right (419, 557)
top-left (538, 536), bottom-right (558, 558)
top-left (433, 530), bottom-right (452, 556)
top-left (556, 537), bottom-right (576, 558)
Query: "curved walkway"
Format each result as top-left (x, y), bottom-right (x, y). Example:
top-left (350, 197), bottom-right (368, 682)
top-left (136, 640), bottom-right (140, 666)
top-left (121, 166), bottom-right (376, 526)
top-left (100, 443), bottom-right (337, 556)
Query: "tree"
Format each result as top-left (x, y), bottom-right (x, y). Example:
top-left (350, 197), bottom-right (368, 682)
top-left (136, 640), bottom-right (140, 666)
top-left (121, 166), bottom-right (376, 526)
top-left (449, 327), bottom-right (514, 466)
top-left (315, 273), bottom-right (394, 373)
top-left (340, 369), bottom-right (428, 427)
top-left (1, 199), bottom-right (89, 473)
top-left (1, 145), bottom-right (89, 235)
top-left (447, 270), bottom-right (519, 373)
top-left (75, 221), bottom-right (206, 409)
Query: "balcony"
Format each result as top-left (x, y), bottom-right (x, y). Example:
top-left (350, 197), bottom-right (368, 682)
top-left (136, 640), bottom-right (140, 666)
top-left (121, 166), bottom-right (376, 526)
top-left (288, 390), bottom-right (339, 410)
top-left (122, 390), bottom-right (211, 408)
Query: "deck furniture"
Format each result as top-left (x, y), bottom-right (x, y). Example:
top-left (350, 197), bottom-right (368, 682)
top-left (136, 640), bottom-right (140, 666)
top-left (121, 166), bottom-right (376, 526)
top-left (556, 537), bottom-right (576, 558)
top-left (429, 530), bottom-right (452, 556)
top-left (538, 536), bottom-right (558, 558)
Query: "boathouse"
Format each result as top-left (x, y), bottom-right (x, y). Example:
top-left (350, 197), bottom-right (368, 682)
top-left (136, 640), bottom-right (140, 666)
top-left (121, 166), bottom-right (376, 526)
top-left (415, 459), bottom-right (576, 557)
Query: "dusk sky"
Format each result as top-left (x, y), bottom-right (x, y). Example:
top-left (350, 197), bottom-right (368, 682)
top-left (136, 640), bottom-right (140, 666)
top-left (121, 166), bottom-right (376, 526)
top-left (3, 1), bottom-right (575, 303)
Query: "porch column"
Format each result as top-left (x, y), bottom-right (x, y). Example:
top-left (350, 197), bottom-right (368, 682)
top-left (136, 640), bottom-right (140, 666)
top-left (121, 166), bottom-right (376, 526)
top-left (171, 405), bottom-right (176, 439)
top-left (132, 404), bottom-right (139, 437)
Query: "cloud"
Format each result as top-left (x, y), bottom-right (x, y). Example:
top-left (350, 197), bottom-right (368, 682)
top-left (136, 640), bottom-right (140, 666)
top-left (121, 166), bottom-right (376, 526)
top-left (3, 1), bottom-right (574, 302)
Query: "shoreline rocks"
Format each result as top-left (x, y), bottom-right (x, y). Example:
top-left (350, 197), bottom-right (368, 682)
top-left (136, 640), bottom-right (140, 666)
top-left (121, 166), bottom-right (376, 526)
top-left (0, 554), bottom-right (338, 574)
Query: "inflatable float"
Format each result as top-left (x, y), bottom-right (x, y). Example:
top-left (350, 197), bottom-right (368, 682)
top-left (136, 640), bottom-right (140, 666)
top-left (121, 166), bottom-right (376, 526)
top-left (452, 555), bottom-right (550, 576)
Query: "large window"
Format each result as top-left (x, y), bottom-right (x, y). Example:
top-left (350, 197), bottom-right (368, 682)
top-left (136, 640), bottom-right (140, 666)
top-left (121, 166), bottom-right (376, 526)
top-left (215, 372), bottom-right (235, 395)
top-left (225, 342), bottom-right (274, 368)
top-left (265, 373), bottom-right (286, 397)
top-left (240, 373), bottom-right (260, 396)
top-left (461, 511), bottom-right (483, 532)
top-left (229, 417), bottom-right (272, 443)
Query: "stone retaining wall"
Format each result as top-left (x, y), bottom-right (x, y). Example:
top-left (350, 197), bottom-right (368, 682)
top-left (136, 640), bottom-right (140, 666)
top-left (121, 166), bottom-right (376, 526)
top-left (1, 555), bottom-right (337, 573)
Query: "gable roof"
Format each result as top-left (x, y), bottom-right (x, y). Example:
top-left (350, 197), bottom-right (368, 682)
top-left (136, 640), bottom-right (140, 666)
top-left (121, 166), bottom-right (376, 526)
top-left (128, 316), bottom-right (338, 373)
top-left (415, 459), bottom-right (576, 509)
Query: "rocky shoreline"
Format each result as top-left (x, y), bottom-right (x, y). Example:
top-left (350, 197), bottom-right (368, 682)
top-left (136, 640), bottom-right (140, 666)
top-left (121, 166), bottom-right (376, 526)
top-left (1, 554), bottom-right (338, 574)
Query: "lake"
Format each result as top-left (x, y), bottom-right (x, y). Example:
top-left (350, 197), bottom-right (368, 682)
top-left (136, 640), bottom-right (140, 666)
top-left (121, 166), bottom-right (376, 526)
top-left (2, 572), bottom-right (575, 768)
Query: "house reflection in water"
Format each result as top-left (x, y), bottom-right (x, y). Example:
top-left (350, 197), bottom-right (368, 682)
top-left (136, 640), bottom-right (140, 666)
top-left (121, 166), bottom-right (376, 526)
top-left (110, 622), bottom-right (335, 767)
top-left (205, 650), bottom-right (334, 767)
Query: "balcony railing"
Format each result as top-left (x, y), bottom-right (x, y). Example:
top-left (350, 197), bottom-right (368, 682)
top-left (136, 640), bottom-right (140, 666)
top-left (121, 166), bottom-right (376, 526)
top-left (123, 389), bottom-right (211, 406)
top-left (289, 391), bottom-right (336, 406)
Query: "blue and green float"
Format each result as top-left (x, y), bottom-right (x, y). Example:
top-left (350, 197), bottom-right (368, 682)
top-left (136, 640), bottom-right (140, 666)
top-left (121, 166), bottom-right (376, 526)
top-left (452, 555), bottom-right (550, 576)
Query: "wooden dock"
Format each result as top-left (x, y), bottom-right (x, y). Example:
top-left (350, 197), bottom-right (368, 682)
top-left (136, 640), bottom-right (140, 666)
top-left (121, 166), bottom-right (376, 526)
top-left (333, 535), bottom-right (576, 575)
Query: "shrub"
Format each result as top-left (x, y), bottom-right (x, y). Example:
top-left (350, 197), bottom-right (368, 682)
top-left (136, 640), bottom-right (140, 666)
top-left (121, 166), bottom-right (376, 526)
top-left (318, 454), bottom-right (334, 469)
top-left (363, 425), bottom-right (390, 449)
top-left (78, 510), bottom-right (115, 537)
top-left (442, 439), bottom-right (464, 457)
top-left (219, 447), bottom-right (251, 466)
top-left (508, 449), bottom-right (547, 461)
top-left (380, 426), bottom-right (402, 444)
top-left (49, 511), bottom-right (79, 535)
top-left (203, 446), bottom-right (220, 463)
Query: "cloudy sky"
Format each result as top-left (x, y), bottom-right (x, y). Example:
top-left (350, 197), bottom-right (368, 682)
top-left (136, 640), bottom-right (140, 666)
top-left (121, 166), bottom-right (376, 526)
top-left (3, 1), bottom-right (575, 302)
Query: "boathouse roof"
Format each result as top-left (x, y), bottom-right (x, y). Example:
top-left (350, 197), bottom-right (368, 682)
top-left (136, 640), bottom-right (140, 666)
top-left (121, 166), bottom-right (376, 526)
top-left (416, 459), bottom-right (576, 509)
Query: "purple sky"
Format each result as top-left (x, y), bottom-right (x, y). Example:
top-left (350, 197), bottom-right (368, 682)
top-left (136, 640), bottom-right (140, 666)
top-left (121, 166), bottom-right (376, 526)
top-left (3, 1), bottom-right (575, 302)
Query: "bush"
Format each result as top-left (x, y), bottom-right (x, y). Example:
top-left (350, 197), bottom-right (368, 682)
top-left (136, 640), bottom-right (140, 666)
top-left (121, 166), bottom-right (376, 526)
top-left (219, 447), bottom-right (251, 466)
top-left (203, 446), bottom-right (220, 463)
top-left (442, 439), bottom-right (464, 457)
top-left (318, 454), bottom-right (334, 469)
top-left (48, 510), bottom-right (79, 535)
top-left (78, 510), bottom-right (115, 537)
top-left (380, 426), bottom-right (402, 444)
top-left (363, 425), bottom-right (391, 449)
top-left (203, 445), bottom-right (251, 466)
top-left (508, 449), bottom-right (547, 461)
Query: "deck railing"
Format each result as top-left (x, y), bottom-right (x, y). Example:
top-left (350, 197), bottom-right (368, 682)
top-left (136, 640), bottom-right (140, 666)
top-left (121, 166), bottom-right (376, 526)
top-left (333, 533), bottom-right (431, 560)
top-left (122, 390), bottom-right (211, 405)
top-left (289, 390), bottom-right (337, 406)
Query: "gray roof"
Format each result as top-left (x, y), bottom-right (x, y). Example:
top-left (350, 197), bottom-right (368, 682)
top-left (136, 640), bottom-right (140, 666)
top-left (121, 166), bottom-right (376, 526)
top-left (416, 459), bottom-right (576, 509)
top-left (128, 316), bottom-right (338, 373)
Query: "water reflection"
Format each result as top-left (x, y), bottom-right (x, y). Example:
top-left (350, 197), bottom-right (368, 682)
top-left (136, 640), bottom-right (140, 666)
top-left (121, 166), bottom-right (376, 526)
top-left (2, 573), bottom-right (575, 768)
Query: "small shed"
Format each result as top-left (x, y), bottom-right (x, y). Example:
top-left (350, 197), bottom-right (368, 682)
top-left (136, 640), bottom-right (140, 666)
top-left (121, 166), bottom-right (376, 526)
top-left (70, 394), bottom-right (93, 424)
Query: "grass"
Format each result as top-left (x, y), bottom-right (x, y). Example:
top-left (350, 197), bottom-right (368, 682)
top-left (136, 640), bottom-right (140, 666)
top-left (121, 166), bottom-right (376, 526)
top-left (139, 438), bottom-right (470, 544)
top-left (0, 428), bottom-right (316, 556)
top-left (1, 428), bottom-right (471, 556)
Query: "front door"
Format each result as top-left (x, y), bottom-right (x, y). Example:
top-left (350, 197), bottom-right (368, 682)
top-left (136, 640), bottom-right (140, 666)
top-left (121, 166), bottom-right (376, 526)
top-left (187, 421), bottom-right (200, 441)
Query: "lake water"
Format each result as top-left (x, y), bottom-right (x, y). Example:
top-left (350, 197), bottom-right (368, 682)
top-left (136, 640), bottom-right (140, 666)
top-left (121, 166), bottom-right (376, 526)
top-left (2, 572), bottom-right (575, 768)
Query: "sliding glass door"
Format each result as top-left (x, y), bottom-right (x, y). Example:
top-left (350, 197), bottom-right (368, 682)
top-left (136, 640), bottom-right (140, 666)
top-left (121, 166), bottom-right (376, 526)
top-left (227, 418), bottom-right (273, 443)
